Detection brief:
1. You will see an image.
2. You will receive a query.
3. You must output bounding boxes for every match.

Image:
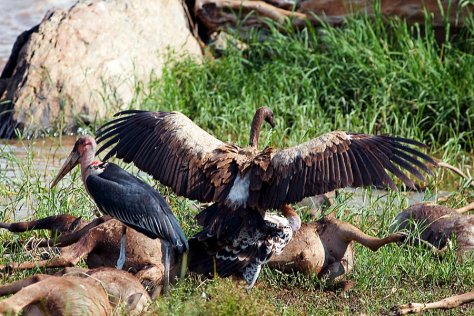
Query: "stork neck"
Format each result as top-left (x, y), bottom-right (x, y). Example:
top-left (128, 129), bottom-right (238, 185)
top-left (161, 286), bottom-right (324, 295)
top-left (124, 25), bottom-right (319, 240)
top-left (79, 151), bottom-right (97, 183)
top-left (249, 111), bottom-right (265, 148)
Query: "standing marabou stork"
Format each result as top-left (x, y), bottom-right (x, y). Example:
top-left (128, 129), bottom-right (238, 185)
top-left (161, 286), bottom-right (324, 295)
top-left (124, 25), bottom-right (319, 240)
top-left (51, 136), bottom-right (188, 289)
top-left (95, 107), bottom-right (436, 285)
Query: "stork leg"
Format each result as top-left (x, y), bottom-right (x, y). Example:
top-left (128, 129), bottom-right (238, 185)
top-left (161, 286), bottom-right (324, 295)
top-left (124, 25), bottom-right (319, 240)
top-left (163, 242), bottom-right (170, 294)
top-left (116, 225), bottom-right (127, 270)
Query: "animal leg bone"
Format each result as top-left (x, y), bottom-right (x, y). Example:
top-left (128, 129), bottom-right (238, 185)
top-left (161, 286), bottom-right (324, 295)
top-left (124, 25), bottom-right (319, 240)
top-left (456, 201), bottom-right (474, 214)
top-left (396, 290), bottom-right (474, 314)
top-left (408, 237), bottom-right (450, 256)
top-left (437, 162), bottom-right (473, 187)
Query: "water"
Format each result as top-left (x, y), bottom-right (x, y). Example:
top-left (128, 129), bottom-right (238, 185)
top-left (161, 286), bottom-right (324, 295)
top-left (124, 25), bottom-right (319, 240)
top-left (0, 136), bottom-right (76, 219)
top-left (0, 136), bottom-right (75, 178)
top-left (0, 0), bottom-right (76, 72)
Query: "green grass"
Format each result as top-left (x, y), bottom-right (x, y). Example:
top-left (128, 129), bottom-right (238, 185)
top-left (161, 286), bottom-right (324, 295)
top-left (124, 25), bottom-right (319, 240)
top-left (1, 13), bottom-right (474, 315)
top-left (144, 15), bottom-right (474, 154)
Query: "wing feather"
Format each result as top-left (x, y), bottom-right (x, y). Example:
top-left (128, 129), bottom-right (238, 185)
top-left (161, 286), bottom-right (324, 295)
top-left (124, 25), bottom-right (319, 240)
top-left (96, 111), bottom-right (238, 204)
top-left (86, 163), bottom-right (188, 253)
top-left (97, 111), bottom-right (435, 213)
top-left (339, 151), bottom-right (350, 187)
top-left (390, 147), bottom-right (433, 175)
top-left (258, 132), bottom-right (436, 209)
top-left (351, 148), bottom-right (373, 186)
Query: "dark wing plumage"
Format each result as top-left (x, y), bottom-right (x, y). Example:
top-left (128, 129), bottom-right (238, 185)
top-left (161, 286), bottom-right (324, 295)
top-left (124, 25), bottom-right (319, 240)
top-left (188, 205), bottom-right (260, 279)
top-left (96, 110), bottom-right (240, 204)
top-left (97, 110), bottom-right (436, 213)
top-left (189, 207), bottom-right (292, 287)
top-left (194, 203), bottom-right (266, 239)
top-left (85, 163), bottom-right (188, 253)
top-left (249, 132), bottom-right (437, 210)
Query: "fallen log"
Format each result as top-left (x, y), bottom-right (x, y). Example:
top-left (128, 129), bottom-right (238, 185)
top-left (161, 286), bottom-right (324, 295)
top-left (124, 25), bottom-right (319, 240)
top-left (195, 0), bottom-right (474, 34)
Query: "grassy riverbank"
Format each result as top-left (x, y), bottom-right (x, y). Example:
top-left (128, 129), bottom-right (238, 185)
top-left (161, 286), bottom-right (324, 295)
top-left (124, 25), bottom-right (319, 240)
top-left (1, 15), bottom-right (474, 315)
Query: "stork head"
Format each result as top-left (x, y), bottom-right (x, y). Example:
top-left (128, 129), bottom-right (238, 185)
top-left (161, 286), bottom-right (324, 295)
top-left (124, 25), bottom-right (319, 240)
top-left (258, 106), bottom-right (275, 129)
top-left (249, 107), bottom-right (275, 148)
top-left (51, 136), bottom-right (97, 188)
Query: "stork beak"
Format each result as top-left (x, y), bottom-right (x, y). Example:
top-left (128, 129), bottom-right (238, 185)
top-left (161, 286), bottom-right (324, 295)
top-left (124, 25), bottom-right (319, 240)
top-left (51, 150), bottom-right (80, 188)
top-left (266, 117), bottom-right (275, 129)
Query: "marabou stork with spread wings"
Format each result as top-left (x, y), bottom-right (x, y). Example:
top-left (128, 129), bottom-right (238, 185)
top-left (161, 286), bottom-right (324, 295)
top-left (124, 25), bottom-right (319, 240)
top-left (51, 136), bottom-right (188, 289)
top-left (96, 107), bottom-right (437, 234)
top-left (95, 107), bottom-right (436, 287)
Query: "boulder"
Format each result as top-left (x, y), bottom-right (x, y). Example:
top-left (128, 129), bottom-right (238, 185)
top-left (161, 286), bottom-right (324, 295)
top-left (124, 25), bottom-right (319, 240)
top-left (0, 0), bottom-right (202, 138)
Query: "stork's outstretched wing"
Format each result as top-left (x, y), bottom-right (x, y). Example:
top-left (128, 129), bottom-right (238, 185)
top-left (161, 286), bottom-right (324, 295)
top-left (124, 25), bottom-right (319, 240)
top-left (96, 110), bottom-right (241, 204)
top-left (250, 132), bottom-right (437, 210)
top-left (97, 110), bottom-right (436, 212)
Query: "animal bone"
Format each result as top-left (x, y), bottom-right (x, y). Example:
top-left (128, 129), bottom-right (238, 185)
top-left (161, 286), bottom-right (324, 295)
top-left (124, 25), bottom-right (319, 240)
top-left (268, 216), bottom-right (404, 286)
top-left (395, 290), bottom-right (474, 314)
top-left (0, 267), bottom-right (150, 315)
top-left (0, 215), bottom-right (181, 290)
top-left (437, 161), bottom-right (473, 187)
top-left (456, 201), bottom-right (474, 214)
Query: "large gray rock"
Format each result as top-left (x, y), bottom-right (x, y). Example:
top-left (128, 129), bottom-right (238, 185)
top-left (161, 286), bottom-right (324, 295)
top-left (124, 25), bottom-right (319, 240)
top-left (0, 0), bottom-right (202, 138)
